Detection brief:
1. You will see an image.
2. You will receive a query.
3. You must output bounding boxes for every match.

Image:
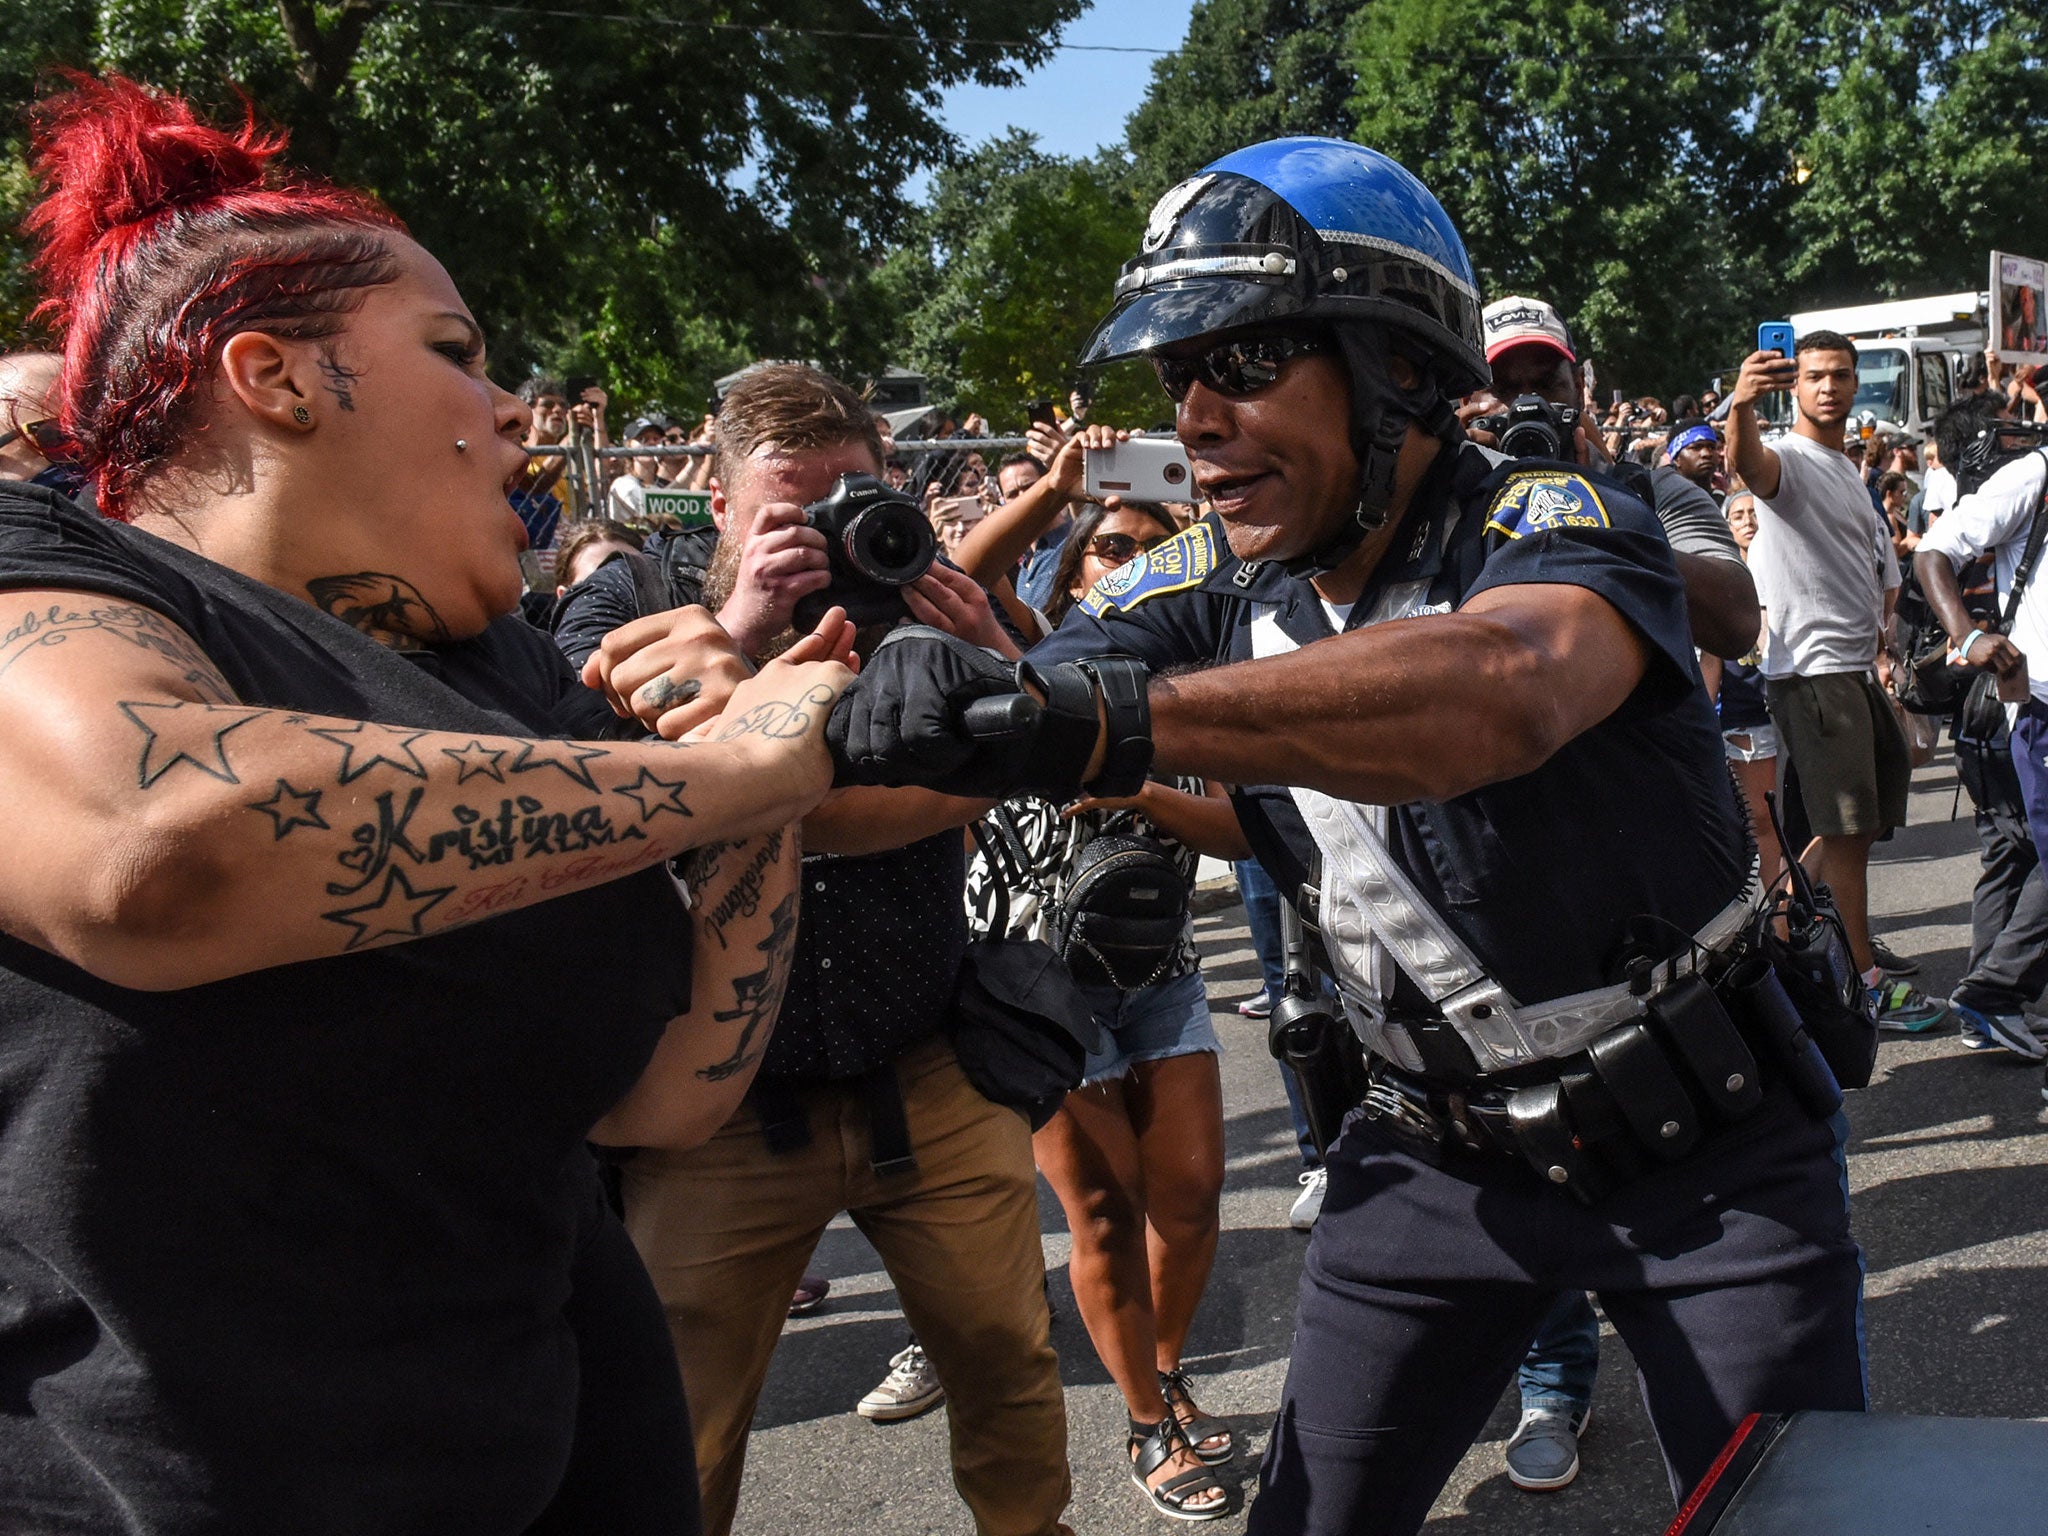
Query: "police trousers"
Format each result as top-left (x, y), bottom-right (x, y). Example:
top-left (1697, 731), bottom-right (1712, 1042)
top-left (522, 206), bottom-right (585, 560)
top-left (1246, 1085), bottom-right (1866, 1536)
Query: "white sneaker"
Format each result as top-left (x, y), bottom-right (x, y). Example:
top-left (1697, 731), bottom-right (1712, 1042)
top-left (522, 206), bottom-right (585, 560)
top-left (1289, 1166), bottom-right (1328, 1231)
top-left (856, 1343), bottom-right (944, 1422)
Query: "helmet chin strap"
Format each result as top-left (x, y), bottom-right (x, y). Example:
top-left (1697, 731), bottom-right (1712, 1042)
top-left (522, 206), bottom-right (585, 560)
top-left (1282, 326), bottom-right (1459, 580)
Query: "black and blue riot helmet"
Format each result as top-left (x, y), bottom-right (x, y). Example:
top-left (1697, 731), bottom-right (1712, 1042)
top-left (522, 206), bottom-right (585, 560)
top-left (1080, 138), bottom-right (1488, 573)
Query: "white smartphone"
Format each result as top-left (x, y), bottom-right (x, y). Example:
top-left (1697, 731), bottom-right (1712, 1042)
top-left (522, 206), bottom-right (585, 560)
top-left (1085, 436), bottom-right (1196, 502)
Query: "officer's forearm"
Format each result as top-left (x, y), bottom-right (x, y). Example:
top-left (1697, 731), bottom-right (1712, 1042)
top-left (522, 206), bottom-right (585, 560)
top-left (1145, 593), bottom-right (1648, 803)
top-left (1675, 552), bottom-right (1761, 659)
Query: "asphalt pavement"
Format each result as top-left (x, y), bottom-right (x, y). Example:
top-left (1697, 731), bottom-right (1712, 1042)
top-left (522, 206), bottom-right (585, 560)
top-left (732, 749), bottom-right (2048, 1535)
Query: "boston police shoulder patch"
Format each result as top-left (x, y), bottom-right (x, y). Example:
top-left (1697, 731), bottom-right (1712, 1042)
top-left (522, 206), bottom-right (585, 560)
top-left (1483, 469), bottom-right (1612, 540)
top-left (1080, 521), bottom-right (1217, 617)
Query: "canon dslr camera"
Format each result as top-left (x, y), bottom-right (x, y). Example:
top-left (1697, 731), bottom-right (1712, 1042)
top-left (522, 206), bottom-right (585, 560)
top-left (793, 472), bottom-right (937, 629)
top-left (1475, 393), bottom-right (1582, 460)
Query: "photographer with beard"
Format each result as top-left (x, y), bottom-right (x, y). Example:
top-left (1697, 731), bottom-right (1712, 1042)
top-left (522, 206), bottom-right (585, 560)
top-left (569, 364), bottom-right (1071, 1536)
top-left (1465, 297), bottom-right (1758, 659)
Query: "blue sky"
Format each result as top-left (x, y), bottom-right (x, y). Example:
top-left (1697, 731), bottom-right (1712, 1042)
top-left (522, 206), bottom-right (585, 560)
top-left (929, 0), bottom-right (1196, 169)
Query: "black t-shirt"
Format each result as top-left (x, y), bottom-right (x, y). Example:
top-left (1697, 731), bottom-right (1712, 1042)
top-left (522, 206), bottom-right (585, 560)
top-left (1028, 445), bottom-right (1749, 1011)
top-left (0, 485), bottom-right (692, 1533)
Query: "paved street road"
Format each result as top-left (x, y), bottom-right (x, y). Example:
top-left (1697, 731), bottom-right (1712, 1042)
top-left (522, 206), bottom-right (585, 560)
top-left (733, 751), bottom-right (2048, 1534)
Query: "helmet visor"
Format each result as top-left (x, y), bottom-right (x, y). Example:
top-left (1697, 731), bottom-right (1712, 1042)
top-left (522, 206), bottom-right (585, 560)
top-left (1079, 275), bottom-right (1312, 370)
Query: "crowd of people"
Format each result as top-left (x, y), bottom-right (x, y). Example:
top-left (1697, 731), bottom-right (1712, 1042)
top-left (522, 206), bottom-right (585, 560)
top-left (3, 73), bottom-right (2046, 1536)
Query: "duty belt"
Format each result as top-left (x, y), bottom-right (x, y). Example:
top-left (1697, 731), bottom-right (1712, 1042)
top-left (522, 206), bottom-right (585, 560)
top-left (1287, 783), bottom-right (1760, 1075)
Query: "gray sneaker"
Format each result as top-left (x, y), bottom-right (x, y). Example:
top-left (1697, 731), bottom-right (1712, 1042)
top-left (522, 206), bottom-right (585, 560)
top-left (1505, 1404), bottom-right (1591, 1491)
top-left (1952, 1004), bottom-right (2048, 1061)
top-left (857, 1343), bottom-right (944, 1422)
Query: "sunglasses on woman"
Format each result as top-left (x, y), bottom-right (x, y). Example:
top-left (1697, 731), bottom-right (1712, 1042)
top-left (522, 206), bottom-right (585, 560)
top-left (1085, 532), bottom-right (1168, 564)
top-left (1151, 334), bottom-right (1331, 403)
top-left (0, 417), bottom-right (67, 456)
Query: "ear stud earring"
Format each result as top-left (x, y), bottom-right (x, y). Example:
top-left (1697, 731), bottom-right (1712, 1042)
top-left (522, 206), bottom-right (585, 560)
top-left (292, 406), bottom-right (311, 425)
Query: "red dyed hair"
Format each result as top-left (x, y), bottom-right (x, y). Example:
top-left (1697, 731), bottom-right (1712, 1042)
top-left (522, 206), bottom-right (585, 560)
top-left (26, 75), bottom-right (407, 517)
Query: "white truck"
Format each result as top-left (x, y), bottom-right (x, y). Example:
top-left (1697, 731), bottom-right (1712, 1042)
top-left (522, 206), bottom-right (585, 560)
top-left (1766, 291), bottom-right (1988, 442)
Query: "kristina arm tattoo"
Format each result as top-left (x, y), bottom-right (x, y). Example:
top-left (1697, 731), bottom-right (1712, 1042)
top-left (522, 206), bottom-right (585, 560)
top-left (109, 698), bottom-right (702, 958)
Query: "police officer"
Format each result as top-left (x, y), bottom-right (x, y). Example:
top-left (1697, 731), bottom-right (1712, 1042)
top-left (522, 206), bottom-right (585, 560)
top-left (825, 138), bottom-right (1866, 1533)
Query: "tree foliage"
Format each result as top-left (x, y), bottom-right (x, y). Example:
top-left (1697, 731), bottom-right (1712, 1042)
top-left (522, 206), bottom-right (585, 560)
top-left (0, 0), bottom-right (1085, 410)
top-left (897, 132), bottom-right (1161, 427)
top-left (1123, 0), bottom-right (1353, 199)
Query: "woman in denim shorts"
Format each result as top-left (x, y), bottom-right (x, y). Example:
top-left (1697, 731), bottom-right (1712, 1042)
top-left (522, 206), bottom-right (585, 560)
top-left (964, 504), bottom-right (1251, 1521)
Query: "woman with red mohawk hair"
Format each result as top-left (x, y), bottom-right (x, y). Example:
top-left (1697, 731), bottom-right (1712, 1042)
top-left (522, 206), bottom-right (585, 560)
top-left (0, 76), bottom-right (857, 1533)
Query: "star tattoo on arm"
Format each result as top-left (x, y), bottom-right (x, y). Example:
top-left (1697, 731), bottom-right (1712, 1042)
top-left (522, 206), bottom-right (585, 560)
top-left (442, 739), bottom-right (507, 783)
top-left (120, 701), bottom-right (262, 787)
top-left (309, 720), bottom-right (430, 782)
top-left (248, 778), bottom-right (329, 839)
top-left (611, 767), bottom-right (693, 822)
top-left (322, 867), bottom-right (455, 950)
top-left (510, 740), bottom-right (609, 792)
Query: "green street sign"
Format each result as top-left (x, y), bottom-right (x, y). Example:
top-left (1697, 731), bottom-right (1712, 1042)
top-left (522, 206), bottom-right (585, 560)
top-left (645, 486), bottom-right (714, 527)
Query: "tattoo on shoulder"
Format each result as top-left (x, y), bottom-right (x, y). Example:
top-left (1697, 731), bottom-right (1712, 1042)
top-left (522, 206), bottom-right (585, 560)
top-left (120, 700), bottom-right (262, 787)
top-left (713, 683), bottom-right (837, 742)
top-left (699, 889), bottom-right (799, 1082)
top-left (304, 574), bottom-right (452, 650)
top-left (2, 601), bottom-right (237, 702)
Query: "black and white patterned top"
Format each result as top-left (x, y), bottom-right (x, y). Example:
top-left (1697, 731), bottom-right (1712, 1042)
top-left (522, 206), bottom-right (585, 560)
top-left (965, 780), bottom-right (1203, 982)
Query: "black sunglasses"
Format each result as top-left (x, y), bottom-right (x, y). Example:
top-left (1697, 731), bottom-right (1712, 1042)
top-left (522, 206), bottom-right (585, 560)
top-left (1151, 334), bottom-right (1331, 403)
top-left (0, 417), bottom-right (67, 456)
top-left (1085, 532), bottom-right (1168, 564)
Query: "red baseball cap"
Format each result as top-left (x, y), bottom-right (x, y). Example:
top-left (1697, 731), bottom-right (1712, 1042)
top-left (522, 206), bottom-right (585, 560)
top-left (1482, 295), bottom-right (1576, 364)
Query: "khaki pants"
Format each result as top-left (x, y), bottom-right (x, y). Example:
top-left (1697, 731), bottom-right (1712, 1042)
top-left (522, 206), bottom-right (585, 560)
top-left (622, 1037), bottom-right (1070, 1536)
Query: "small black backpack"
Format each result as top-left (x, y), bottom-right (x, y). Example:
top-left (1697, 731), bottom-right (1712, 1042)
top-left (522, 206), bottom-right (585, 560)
top-left (1048, 830), bottom-right (1191, 992)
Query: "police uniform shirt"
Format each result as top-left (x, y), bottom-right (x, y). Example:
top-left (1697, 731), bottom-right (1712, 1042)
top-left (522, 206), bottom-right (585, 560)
top-left (1026, 442), bottom-right (1748, 1013)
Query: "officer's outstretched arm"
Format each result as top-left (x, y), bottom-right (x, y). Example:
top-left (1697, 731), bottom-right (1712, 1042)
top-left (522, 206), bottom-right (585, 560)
top-left (1149, 582), bottom-right (1649, 804)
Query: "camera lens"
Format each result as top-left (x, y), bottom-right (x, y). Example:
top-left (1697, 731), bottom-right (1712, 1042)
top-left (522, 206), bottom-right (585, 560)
top-left (842, 503), bottom-right (936, 586)
top-left (1499, 421), bottom-right (1563, 459)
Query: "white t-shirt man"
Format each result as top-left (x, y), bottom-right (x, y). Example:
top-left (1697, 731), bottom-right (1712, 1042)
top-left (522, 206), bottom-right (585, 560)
top-left (608, 473), bottom-right (648, 521)
top-left (1916, 450), bottom-right (2048, 704)
top-left (1921, 463), bottom-right (1958, 517)
top-left (1749, 431), bottom-right (1893, 679)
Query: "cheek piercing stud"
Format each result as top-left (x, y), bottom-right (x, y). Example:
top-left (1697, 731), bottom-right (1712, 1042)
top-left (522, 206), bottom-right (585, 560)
top-left (455, 439), bottom-right (468, 452)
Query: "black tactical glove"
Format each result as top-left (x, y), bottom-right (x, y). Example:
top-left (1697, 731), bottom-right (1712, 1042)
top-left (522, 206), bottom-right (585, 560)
top-left (827, 627), bottom-right (1023, 793)
top-left (826, 627), bottom-right (1154, 799)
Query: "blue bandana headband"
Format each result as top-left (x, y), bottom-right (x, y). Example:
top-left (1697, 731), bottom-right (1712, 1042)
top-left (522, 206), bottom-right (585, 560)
top-left (1667, 424), bottom-right (1719, 461)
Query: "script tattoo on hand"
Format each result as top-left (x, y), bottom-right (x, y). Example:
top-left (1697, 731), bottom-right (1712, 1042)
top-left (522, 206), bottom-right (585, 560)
top-left (305, 573), bottom-right (453, 651)
top-left (714, 683), bottom-right (838, 742)
top-left (699, 889), bottom-right (799, 1082)
top-left (3, 601), bottom-right (236, 702)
